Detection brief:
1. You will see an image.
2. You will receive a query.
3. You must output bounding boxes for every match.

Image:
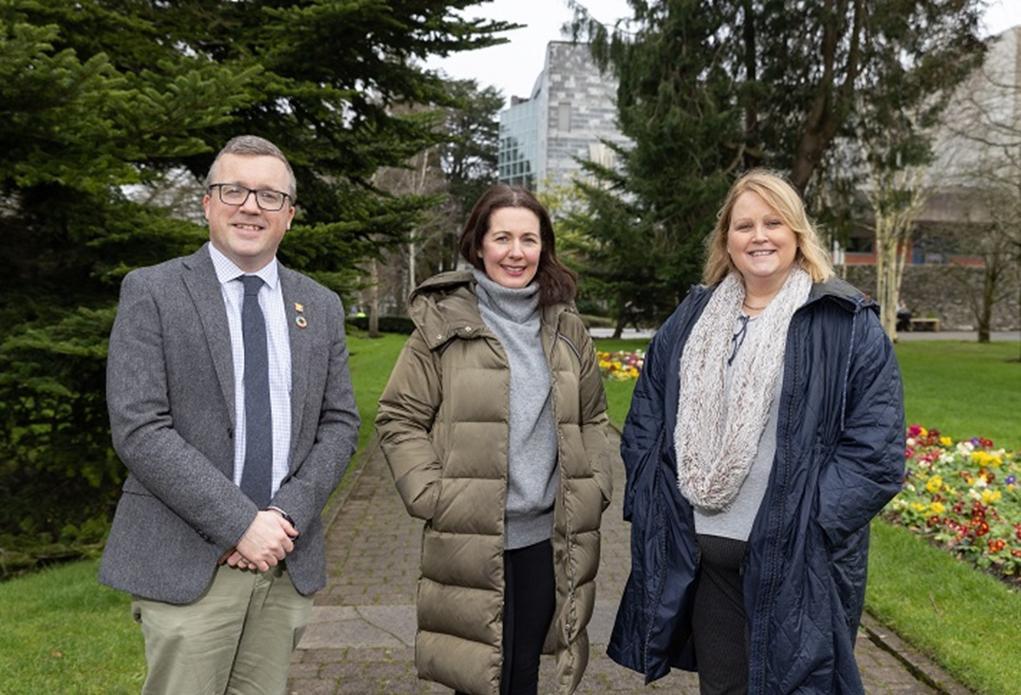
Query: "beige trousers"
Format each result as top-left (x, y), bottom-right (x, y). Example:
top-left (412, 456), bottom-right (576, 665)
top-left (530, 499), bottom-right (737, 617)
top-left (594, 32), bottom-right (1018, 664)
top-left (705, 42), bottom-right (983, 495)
top-left (131, 564), bottom-right (312, 695)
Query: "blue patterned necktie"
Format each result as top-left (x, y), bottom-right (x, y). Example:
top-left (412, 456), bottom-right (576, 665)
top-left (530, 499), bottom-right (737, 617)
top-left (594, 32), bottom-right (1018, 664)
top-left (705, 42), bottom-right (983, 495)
top-left (240, 275), bottom-right (272, 507)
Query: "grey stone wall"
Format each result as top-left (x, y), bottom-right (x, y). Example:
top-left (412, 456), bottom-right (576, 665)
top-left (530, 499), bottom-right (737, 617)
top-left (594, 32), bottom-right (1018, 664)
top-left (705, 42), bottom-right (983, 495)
top-left (844, 265), bottom-right (1020, 331)
top-left (542, 42), bottom-right (630, 189)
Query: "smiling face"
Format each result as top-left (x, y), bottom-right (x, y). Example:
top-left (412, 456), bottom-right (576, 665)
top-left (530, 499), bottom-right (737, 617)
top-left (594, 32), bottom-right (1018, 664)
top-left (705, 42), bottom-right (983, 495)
top-left (202, 153), bottom-right (295, 272)
top-left (478, 206), bottom-right (542, 289)
top-left (726, 190), bottom-right (799, 292)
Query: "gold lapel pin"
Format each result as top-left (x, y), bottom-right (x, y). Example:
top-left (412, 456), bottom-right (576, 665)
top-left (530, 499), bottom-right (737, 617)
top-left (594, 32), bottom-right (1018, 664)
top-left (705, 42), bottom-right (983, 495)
top-left (295, 316), bottom-right (308, 329)
top-left (294, 302), bottom-right (304, 313)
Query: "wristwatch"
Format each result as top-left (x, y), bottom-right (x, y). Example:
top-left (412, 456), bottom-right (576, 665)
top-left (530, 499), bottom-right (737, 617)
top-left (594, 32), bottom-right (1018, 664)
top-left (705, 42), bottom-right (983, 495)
top-left (266, 505), bottom-right (297, 531)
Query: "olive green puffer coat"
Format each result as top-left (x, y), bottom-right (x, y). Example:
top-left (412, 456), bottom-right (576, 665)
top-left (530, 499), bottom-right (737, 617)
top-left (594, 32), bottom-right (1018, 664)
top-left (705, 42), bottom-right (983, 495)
top-left (376, 271), bottom-right (613, 695)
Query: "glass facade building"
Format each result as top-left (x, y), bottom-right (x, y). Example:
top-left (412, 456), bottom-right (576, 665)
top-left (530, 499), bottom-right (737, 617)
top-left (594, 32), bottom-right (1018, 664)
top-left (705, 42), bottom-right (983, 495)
top-left (498, 95), bottom-right (540, 189)
top-left (498, 42), bottom-right (629, 192)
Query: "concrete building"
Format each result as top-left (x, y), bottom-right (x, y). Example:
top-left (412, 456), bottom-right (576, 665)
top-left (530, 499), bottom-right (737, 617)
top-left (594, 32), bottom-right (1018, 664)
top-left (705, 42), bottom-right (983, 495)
top-left (843, 27), bottom-right (1021, 331)
top-left (498, 41), bottom-right (629, 191)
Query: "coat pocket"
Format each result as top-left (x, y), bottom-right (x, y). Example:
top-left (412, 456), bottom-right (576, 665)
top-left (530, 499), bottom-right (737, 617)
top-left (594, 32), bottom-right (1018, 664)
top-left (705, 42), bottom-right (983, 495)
top-left (623, 429), bottom-right (664, 522)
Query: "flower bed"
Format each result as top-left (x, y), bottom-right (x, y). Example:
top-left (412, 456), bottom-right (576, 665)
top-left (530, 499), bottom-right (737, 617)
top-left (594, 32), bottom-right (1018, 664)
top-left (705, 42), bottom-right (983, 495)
top-left (886, 425), bottom-right (1021, 584)
top-left (597, 350), bottom-right (644, 381)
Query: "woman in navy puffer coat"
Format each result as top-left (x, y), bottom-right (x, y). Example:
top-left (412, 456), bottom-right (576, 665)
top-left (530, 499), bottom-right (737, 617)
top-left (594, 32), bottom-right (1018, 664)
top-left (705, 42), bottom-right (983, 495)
top-left (607, 171), bottom-right (905, 693)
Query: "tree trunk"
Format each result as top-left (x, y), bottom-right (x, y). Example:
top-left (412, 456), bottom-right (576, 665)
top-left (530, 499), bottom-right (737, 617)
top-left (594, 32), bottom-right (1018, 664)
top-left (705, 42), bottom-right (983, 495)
top-left (741, 0), bottom-right (761, 170)
top-left (978, 265), bottom-right (995, 343)
top-left (875, 221), bottom-right (898, 341)
top-left (612, 307), bottom-right (626, 340)
top-left (368, 259), bottom-right (380, 339)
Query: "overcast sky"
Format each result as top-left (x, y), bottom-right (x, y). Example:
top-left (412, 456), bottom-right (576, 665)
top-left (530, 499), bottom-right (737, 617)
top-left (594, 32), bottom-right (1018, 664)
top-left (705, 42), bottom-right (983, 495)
top-left (426, 0), bottom-right (1021, 106)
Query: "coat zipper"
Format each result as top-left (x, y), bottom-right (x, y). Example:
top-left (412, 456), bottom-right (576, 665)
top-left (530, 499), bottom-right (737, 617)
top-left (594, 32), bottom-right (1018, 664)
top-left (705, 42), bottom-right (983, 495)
top-left (747, 314), bottom-right (802, 693)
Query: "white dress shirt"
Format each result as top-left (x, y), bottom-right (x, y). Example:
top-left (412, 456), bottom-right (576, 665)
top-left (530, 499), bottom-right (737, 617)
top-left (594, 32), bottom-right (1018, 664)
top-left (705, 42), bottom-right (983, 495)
top-left (208, 242), bottom-right (292, 498)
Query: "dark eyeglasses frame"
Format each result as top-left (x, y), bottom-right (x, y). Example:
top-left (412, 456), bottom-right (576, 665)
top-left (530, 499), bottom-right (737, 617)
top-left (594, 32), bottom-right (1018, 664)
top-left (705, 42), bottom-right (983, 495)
top-left (728, 315), bottom-right (751, 366)
top-left (208, 183), bottom-right (292, 212)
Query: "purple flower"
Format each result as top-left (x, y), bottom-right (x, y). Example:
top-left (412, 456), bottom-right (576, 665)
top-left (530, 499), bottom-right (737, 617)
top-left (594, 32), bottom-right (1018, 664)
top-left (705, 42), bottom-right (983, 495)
top-left (1007, 475), bottom-right (1017, 485)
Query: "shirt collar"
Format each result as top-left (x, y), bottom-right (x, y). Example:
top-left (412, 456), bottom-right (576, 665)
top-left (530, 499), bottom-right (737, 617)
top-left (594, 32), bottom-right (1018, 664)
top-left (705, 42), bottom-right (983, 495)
top-left (208, 242), bottom-right (279, 290)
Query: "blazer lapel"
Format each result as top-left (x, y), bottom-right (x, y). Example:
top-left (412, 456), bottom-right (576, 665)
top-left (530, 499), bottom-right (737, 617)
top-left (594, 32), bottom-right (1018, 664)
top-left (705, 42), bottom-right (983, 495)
top-left (280, 266), bottom-right (310, 465)
top-left (181, 244), bottom-right (236, 429)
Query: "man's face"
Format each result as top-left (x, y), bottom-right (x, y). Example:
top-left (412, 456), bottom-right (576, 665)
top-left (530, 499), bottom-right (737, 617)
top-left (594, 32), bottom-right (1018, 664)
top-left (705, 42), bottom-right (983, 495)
top-left (202, 154), bottom-right (295, 272)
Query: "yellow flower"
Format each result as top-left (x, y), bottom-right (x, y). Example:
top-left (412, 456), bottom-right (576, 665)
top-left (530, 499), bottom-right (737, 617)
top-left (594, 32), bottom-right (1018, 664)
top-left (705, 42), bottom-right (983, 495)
top-left (929, 501), bottom-right (945, 514)
top-left (970, 451), bottom-right (1002, 467)
top-left (981, 489), bottom-right (1002, 505)
top-left (918, 426), bottom-right (928, 437)
top-left (925, 475), bottom-right (943, 494)
top-left (939, 436), bottom-right (953, 447)
top-left (910, 502), bottom-right (927, 513)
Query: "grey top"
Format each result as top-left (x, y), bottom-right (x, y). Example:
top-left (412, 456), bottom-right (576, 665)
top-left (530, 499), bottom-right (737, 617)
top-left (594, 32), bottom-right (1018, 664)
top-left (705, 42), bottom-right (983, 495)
top-left (693, 312), bottom-right (780, 541)
top-left (473, 270), bottom-right (559, 550)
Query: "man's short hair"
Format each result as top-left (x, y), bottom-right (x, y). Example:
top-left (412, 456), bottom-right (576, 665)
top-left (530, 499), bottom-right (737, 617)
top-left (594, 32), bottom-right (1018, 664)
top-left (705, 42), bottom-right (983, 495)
top-left (205, 135), bottom-right (297, 201)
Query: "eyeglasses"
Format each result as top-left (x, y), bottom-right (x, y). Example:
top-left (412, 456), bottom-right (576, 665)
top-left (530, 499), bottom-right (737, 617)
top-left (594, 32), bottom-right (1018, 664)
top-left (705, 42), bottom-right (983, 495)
top-left (728, 315), bottom-right (750, 366)
top-left (208, 183), bottom-right (291, 211)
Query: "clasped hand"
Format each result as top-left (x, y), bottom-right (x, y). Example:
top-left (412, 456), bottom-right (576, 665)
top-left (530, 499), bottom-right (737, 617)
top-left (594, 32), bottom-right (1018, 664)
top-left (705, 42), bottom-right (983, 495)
top-left (220, 510), bottom-right (298, 572)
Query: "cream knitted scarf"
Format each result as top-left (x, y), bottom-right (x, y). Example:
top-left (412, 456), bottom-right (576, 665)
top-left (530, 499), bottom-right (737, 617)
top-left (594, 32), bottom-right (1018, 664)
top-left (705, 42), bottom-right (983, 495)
top-left (675, 267), bottom-right (812, 511)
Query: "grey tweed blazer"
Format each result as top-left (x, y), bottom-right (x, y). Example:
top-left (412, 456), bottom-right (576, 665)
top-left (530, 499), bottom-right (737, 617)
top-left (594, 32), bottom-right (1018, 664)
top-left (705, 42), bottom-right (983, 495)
top-left (100, 244), bottom-right (360, 603)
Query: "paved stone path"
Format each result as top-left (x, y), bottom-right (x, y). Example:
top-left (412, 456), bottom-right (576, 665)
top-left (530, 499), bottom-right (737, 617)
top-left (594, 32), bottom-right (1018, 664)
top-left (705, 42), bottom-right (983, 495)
top-left (288, 436), bottom-right (969, 694)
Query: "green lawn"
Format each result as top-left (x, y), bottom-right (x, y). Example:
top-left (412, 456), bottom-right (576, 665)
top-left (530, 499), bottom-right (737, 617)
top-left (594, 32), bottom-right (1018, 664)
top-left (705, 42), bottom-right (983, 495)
top-left (0, 559), bottom-right (144, 694)
top-left (345, 330), bottom-right (409, 452)
top-left (318, 330), bottom-right (407, 521)
top-left (896, 341), bottom-right (1021, 449)
top-left (867, 520), bottom-right (1020, 694)
top-left (1, 335), bottom-right (1017, 693)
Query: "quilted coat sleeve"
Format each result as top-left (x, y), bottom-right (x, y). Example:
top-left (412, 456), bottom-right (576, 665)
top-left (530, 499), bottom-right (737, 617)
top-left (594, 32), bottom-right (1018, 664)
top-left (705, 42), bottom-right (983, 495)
top-left (816, 310), bottom-right (906, 547)
top-left (375, 329), bottom-right (443, 521)
top-left (576, 327), bottom-right (614, 508)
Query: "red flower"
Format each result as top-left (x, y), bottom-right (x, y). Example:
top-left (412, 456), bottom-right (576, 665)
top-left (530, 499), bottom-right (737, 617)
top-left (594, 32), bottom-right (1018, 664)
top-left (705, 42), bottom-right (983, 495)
top-left (974, 520), bottom-right (990, 537)
top-left (927, 515), bottom-right (941, 527)
top-left (988, 539), bottom-right (1006, 553)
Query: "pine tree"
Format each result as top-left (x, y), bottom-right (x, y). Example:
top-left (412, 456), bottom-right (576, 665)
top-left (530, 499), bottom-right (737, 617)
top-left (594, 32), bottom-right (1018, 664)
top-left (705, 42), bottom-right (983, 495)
top-left (566, 0), bottom-right (984, 320)
top-left (0, 0), bottom-right (508, 569)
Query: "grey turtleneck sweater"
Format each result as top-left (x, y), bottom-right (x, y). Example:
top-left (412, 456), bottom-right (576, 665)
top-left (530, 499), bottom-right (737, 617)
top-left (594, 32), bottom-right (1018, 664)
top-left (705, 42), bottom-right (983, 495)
top-left (473, 269), bottom-right (559, 550)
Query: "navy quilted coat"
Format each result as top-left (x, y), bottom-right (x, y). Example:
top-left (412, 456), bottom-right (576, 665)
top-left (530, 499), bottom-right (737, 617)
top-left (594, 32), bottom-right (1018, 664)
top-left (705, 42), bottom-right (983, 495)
top-left (607, 278), bottom-right (905, 693)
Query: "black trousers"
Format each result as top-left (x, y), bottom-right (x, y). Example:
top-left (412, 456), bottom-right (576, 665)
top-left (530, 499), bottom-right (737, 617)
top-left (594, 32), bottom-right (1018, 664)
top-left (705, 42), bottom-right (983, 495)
top-left (692, 534), bottom-right (749, 695)
top-left (456, 539), bottom-right (556, 695)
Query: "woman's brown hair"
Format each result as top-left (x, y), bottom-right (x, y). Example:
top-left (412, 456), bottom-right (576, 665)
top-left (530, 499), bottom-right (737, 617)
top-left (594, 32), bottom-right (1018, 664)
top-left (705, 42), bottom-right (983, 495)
top-left (458, 184), bottom-right (577, 306)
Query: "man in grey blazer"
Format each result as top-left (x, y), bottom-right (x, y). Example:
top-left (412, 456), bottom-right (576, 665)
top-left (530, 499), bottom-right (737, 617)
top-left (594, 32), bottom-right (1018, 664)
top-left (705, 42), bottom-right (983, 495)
top-left (101, 135), bottom-right (360, 694)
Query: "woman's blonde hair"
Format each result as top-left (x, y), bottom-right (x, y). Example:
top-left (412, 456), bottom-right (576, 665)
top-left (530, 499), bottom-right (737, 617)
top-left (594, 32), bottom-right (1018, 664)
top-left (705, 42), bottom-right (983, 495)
top-left (702, 169), bottom-right (833, 285)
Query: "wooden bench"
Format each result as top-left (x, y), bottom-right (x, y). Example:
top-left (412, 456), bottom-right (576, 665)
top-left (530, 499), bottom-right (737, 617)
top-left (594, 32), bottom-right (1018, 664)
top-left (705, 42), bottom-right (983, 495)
top-left (909, 318), bottom-right (941, 332)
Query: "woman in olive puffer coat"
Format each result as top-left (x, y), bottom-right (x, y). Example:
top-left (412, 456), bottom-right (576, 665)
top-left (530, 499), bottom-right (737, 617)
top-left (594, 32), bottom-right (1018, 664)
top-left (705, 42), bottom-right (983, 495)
top-left (376, 185), bottom-right (614, 695)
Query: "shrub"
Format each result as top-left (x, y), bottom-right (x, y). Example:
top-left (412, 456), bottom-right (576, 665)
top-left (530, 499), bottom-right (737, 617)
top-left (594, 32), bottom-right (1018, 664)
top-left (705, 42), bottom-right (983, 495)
top-left (346, 315), bottom-right (415, 334)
